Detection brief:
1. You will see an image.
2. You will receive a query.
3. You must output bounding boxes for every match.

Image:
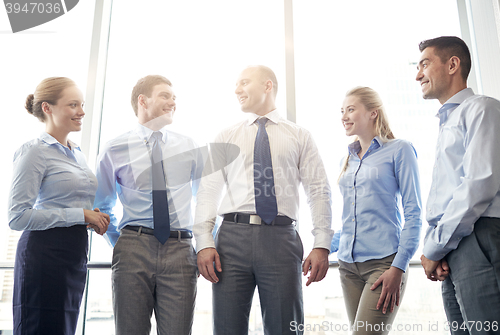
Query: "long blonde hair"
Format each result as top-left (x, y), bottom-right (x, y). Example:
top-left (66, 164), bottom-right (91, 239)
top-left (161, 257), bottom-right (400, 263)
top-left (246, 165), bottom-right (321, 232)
top-left (338, 87), bottom-right (395, 181)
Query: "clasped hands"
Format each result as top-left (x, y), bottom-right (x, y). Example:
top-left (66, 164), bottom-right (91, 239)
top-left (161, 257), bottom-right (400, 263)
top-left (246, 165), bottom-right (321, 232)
top-left (420, 255), bottom-right (449, 281)
top-left (84, 208), bottom-right (110, 235)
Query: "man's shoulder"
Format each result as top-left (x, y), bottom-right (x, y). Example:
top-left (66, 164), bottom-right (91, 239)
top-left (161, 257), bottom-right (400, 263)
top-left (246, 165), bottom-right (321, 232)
top-left (214, 120), bottom-right (248, 141)
top-left (100, 130), bottom-right (137, 152)
top-left (463, 94), bottom-right (500, 110)
top-left (279, 118), bottom-right (311, 132)
top-left (166, 129), bottom-right (197, 146)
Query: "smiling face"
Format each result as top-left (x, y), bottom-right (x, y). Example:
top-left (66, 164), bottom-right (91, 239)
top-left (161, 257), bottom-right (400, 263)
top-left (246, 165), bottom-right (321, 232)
top-left (139, 83), bottom-right (176, 127)
top-left (341, 95), bottom-right (377, 139)
top-left (416, 46), bottom-right (453, 104)
top-left (235, 67), bottom-right (270, 115)
top-left (44, 85), bottom-right (85, 135)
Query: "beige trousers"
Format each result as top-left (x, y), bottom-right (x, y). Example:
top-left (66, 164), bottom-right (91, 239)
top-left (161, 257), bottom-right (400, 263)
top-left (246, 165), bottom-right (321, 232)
top-left (338, 254), bottom-right (408, 335)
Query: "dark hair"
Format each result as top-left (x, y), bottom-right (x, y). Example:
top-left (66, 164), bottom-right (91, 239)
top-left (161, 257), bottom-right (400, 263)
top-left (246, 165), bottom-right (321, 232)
top-left (25, 77), bottom-right (76, 122)
top-left (419, 36), bottom-right (471, 81)
top-left (131, 75), bottom-right (172, 116)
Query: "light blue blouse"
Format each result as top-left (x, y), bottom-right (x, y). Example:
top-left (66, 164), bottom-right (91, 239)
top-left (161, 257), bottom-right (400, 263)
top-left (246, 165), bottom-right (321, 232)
top-left (334, 137), bottom-right (422, 271)
top-left (8, 132), bottom-right (97, 231)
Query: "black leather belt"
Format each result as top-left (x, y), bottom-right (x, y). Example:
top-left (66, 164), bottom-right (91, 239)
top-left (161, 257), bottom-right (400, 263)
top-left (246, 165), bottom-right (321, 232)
top-left (223, 213), bottom-right (294, 225)
top-left (123, 225), bottom-right (193, 238)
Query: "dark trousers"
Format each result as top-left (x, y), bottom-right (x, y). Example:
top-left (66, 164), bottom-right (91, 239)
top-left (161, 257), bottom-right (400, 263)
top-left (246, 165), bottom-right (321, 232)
top-left (213, 221), bottom-right (304, 335)
top-left (442, 217), bottom-right (500, 335)
top-left (13, 225), bottom-right (88, 335)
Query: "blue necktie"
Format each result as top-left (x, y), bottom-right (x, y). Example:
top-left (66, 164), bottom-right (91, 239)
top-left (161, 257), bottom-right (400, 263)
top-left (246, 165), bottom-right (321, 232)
top-left (151, 132), bottom-right (170, 244)
top-left (438, 103), bottom-right (460, 126)
top-left (254, 118), bottom-right (278, 224)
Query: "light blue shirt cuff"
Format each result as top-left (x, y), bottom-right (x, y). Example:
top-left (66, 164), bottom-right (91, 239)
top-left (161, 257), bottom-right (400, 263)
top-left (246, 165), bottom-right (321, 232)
top-left (330, 230), bottom-right (340, 254)
top-left (66, 208), bottom-right (85, 227)
top-left (392, 251), bottom-right (410, 272)
top-left (105, 230), bottom-right (119, 247)
top-left (422, 241), bottom-right (452, 261)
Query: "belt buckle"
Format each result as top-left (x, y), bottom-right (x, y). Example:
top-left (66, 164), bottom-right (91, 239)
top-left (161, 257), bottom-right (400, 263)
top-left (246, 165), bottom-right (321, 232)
top-left (249, 215), bottom-right (262, 225)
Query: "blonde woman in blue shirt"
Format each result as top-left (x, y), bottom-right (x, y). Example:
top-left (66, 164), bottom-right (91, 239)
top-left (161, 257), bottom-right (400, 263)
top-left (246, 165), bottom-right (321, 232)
top-left (333, 87), bottom-right (422, 334)
top-left (8, 77), bottom-right (110, 335)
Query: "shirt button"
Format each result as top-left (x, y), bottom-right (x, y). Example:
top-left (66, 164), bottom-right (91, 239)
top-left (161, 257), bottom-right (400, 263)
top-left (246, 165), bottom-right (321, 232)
top-left (352, 219), bottom-right (355, 221)
top-left (352, 202), bottom-right (354, 205)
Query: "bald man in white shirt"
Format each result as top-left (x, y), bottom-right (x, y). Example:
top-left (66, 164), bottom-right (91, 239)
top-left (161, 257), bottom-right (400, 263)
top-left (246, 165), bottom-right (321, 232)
top-left (194, 65), bottom-right (333, 335)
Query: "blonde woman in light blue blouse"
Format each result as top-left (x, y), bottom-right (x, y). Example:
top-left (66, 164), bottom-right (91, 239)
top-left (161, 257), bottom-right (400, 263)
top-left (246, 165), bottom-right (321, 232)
top-left (8, 77), bottom-right (110, 335)
top-left (332, 87), bottom-right (422, 335)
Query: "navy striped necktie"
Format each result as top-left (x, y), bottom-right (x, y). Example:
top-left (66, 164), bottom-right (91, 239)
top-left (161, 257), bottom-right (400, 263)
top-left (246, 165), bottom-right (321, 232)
top-left (151, 131), bottom-right (170, 244)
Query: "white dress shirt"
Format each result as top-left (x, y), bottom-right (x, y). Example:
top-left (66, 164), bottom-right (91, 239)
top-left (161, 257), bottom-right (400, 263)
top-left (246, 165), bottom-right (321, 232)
top-left (194, 109), bottom-right (333, 251)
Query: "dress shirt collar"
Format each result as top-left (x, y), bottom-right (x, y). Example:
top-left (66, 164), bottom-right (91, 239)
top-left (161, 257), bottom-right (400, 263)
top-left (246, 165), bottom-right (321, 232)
top-left (39, 132), bottom-right (80, 151)
top-left (444, 87), bottom-right (474, 105)
top-left (245, 109), bottom-right (281, 126)
top-left (134, 123), bottom-right (169, 143)
top-left (435, 88), bottom-right (475, 119)
top-left (347, 136), bottom-right (383, 157)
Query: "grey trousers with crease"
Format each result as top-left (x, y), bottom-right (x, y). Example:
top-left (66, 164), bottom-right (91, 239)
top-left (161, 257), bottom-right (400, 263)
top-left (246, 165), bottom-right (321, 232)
top-left (112, 228), bottom-right (198, 335)
top-left (442, 217), bottom-right (500, 335)
top-left (213, 221), bottom-right (304, 335)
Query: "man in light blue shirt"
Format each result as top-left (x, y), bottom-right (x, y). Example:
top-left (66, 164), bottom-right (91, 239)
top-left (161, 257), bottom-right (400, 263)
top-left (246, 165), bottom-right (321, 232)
top-left (94, 75), bottom-right (203, 335)
top-left (417, 36), bottom-right (500, 334)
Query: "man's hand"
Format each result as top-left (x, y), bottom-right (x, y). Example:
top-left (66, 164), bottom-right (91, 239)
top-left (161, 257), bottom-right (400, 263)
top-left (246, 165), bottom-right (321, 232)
top-left (197, 248), bottom-right (222, 283)
top-left (370, 266), bottom-right (404, 314)
top-left (435, 259), bottom-right (450, 281)
top-left (302, 248), bottom-right (329, 286)
top-left (420, 255), bottom-right (449, 281)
